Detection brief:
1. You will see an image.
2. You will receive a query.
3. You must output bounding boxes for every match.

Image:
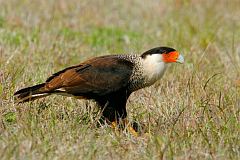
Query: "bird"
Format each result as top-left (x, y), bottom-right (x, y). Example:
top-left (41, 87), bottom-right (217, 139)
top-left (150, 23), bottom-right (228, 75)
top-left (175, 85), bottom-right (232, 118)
top-left (14, 46), bottom-right (184, 136)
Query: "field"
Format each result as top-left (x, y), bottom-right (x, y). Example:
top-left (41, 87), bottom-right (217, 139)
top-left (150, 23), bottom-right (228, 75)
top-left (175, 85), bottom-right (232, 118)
top-left (0, 0), bottom-right (240, 159)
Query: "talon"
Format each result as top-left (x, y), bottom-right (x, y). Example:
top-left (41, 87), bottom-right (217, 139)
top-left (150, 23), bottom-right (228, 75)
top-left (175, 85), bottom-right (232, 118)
top-left (111, 121), bottom-right (117, 129)
top-left (123, 119), bottom-right (139, 137)
top-left (110, 119), bottom-right (139, 137)
top-left (127, 126), bottom-right (138, 137)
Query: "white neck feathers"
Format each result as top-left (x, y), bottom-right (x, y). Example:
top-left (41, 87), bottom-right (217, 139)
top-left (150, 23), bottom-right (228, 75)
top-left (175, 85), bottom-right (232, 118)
top-left (142, 54), bottom-right (167, 85)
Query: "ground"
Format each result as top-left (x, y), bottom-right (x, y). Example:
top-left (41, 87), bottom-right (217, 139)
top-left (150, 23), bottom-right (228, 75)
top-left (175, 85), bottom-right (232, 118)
top-left (0, 0), bottom-right (240, 159)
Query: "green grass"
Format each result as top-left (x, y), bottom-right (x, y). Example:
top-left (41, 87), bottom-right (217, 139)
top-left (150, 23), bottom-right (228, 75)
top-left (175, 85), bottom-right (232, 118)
top-left (0, 0), bottom-right (240, 159)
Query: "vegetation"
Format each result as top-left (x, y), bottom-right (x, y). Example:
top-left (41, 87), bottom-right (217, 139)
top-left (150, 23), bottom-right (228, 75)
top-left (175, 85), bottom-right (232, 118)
top-left (0, 0), bottom-right (239, 159)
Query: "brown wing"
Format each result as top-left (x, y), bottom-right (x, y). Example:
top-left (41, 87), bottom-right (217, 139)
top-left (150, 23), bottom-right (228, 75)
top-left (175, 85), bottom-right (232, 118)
top-left (42, 55), bottom-right (133, 97)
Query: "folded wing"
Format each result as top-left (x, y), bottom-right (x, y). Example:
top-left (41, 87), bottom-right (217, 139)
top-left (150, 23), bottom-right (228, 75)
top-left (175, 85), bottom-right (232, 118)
top-left (43, 55), bottom-right (134, 97)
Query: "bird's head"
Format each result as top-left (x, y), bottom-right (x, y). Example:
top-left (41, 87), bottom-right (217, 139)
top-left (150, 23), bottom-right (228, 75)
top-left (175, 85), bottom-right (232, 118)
top-left (141, 46), bottom-right (184, 64)
top-left (140, 47), bottom-right (184, 85)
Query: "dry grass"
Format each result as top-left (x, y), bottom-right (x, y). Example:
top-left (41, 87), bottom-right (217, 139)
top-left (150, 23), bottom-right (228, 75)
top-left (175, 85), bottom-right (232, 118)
top-left (0, 0), bottom-right (240, 159)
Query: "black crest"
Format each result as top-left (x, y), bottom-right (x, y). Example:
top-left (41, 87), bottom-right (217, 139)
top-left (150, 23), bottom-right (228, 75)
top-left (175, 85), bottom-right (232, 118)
top-left (141, 47), bottom-right (176, 58)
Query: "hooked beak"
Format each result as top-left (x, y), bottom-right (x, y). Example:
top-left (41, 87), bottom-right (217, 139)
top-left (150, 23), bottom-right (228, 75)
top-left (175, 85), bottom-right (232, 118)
top-left (176, 54), bottom-right (184, 64)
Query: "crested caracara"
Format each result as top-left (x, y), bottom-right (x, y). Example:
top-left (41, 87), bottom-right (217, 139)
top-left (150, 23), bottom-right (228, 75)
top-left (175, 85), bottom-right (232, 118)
top-left (14, 47), bottom-right (184, 134)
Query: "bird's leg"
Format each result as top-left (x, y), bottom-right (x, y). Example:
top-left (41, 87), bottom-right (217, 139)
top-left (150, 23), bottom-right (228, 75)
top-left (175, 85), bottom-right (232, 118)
top-left (101, 115), bottom-right (139, 137)
top-left (111, 121), bottom-right (117, 128)
top-left (122, 119), bottom-right (139, 137)
top-left (110, 118), bottom-right (138, 137)
top-left (97, 92), bottom-right (139, 136)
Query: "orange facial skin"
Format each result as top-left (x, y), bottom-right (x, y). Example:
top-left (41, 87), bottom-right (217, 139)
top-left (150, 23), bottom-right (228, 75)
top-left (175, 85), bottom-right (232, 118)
top-left (162, 51), bottom-right (180, 63)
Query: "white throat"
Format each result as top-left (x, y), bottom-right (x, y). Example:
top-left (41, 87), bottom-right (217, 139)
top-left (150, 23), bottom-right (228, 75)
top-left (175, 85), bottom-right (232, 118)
top-left (142, 54), bottom-right (167, 85)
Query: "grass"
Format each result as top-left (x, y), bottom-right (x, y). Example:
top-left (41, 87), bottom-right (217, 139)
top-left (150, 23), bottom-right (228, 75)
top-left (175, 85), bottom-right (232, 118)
top-left (0, 0), bottom-right (240, 159)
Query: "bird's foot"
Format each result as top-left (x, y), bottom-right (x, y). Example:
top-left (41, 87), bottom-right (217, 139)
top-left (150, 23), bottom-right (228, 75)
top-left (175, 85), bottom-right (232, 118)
top-left (111, 119), bottom-right (139, 137)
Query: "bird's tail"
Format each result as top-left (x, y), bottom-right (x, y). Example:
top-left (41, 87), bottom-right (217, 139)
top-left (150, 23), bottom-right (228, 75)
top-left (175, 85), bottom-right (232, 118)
top-left (14, 83), bottom-right (50, 103)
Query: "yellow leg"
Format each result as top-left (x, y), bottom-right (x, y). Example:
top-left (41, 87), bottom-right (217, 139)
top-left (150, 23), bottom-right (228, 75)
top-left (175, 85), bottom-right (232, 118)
top-left (127, 125), bottom-right (138, 137)
top-left (111, 119), bottom-right (139, 137)
top-left (123, 119), bottom-right (139, 137)
top-left (111, 121), bottom-right (121, 136)
top-left (111, 121), bottom-right (117, 129)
